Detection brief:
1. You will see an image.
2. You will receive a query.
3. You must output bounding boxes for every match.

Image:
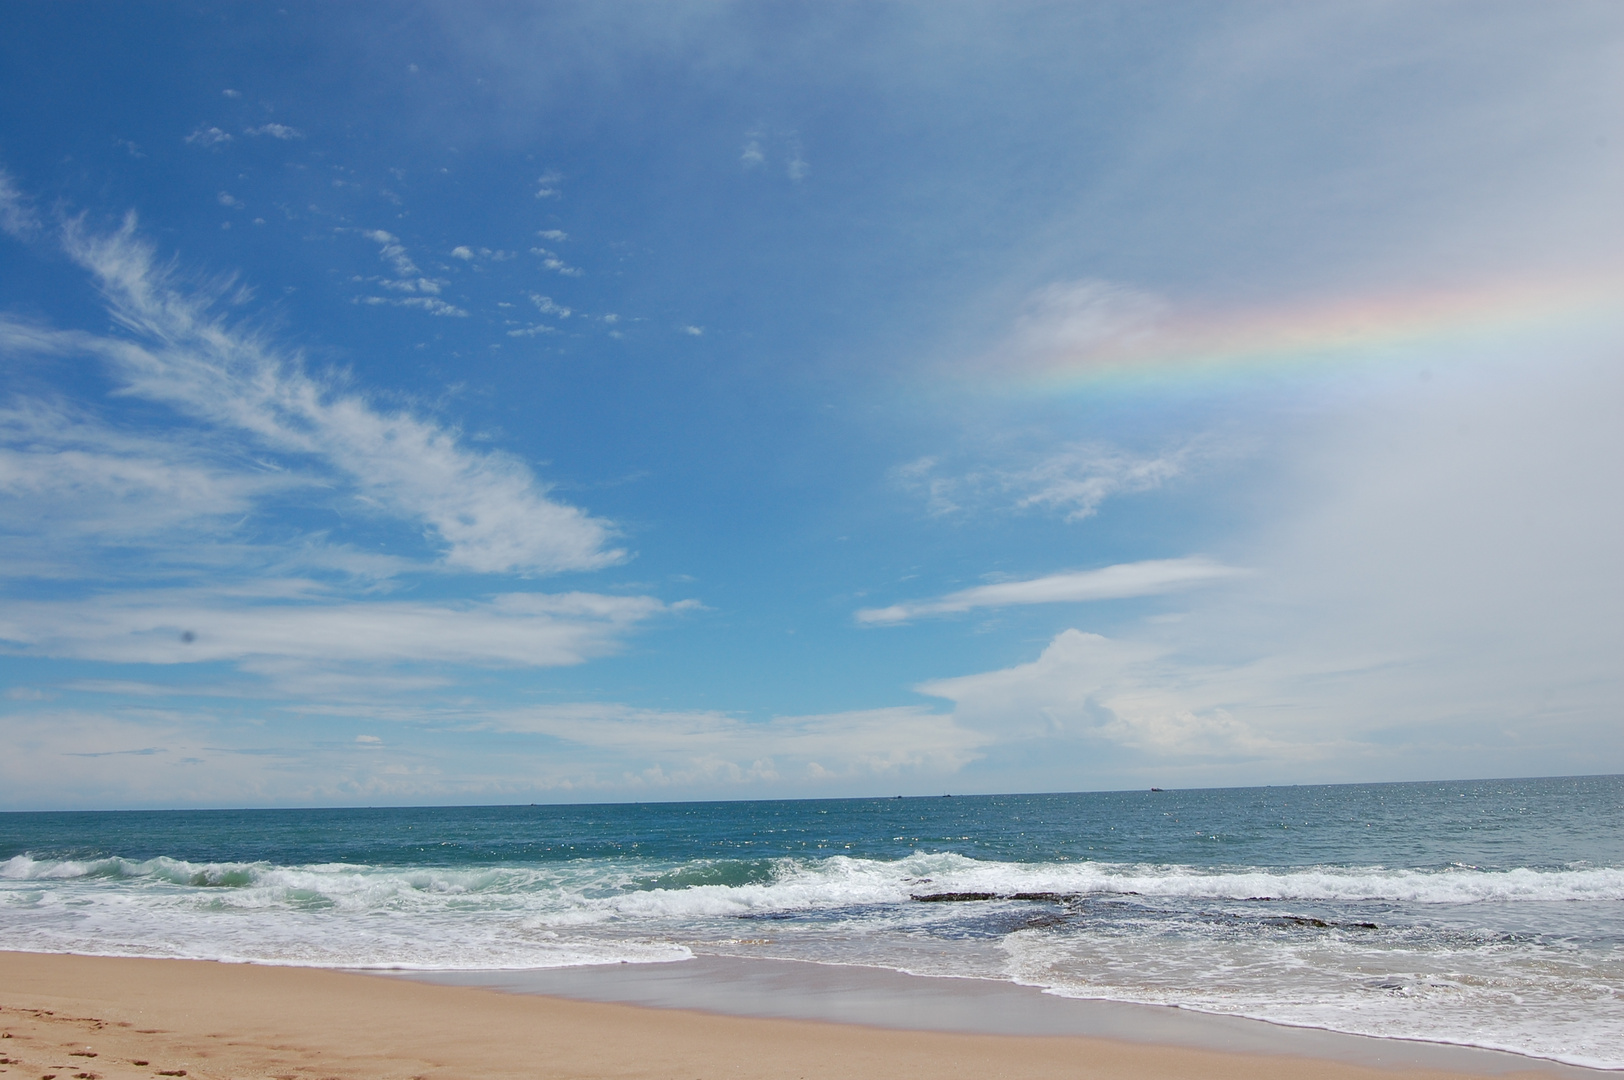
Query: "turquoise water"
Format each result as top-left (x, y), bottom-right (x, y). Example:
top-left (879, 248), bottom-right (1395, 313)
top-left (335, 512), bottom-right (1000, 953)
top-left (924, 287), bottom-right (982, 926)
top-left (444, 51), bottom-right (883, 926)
top-left (3, 776), bottom-right (1622, 1067)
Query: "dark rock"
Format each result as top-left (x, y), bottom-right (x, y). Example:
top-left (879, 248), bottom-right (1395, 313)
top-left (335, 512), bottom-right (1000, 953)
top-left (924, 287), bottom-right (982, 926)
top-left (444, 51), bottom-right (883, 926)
top-left (911, 892), bottom-right (998, 902)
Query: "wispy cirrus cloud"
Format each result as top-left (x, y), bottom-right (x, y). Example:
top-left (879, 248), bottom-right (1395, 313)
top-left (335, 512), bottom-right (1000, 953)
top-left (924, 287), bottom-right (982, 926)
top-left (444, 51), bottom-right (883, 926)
top-left (0, 189), bottom-right (662, 685)
top-left (1004, 443), bottom-right (1192, 520)
top-left (857, 557), bottom-right (1246, 625)
top-left (0, 169), bottom-right (40, 237)
top-left (0, 589), bottom-right (681, 669)
top-left (0, 396), bottom-right (280, 544)
top-left (998, 279), bottom-right (1169, 376)
top-left (0, 372), bottom-right (426, 588)
top-left (898, 439), bottom-right (1204, 521)
top-left (38, 211), bottom-right (623, 575)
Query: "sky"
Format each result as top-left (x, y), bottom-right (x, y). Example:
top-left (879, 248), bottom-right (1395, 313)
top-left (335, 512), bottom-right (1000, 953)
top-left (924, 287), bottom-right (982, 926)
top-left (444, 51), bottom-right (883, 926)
top-left (1, 2), bottom-right (1621, 809)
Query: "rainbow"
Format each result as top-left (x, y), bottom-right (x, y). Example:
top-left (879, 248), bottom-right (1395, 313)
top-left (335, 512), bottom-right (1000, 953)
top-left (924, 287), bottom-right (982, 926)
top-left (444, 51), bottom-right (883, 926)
top-left (977, 274), bottom-right (1624, 393)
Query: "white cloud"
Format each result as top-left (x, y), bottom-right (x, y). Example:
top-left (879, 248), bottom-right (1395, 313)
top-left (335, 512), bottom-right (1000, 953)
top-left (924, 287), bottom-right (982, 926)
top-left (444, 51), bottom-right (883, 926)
top-left (0, 317), bottom-right (85, 356)
top-left (534, 171), bottom-right (562, 198)
top-left (857, 557), bottom-right (1245, 625)
top-left (530, 248), bottom-right (582, 276)
top-left (891, 456), bottom-right (960, 516)
top-left (529, 294), bottom-right (570, 318)
top-left (917, 629), bottom-right (1295, 765)
top-left (185, 126), bottom-right (233, 147)
top-left (1199, 348), bottom-right (1624, 753)
top-left (0, 396), bottom-right (280, 547)
top-left (351, 228), bottom-right (457, 297)
top-left (0, 200), bottom-right (588, 619)
top-left (1007, 444), bottom-right (1191, 520)
top-left (995, 279), bottom-right (1169, 376)
top-left (377, 276), bottom-right (442, 294)
top-left (393, 296), bottom-right (466, 316)
top-left (0, 170), bottom-right (40, 237)
top-left (786, 147), bottom-right (809, 181)
top-left (217, 192), bottom-right (242, 208)
top-left (475, 702), bottom-right (989, 786)
top-left (0, 708), bottom-right (459, 810)
top-left (450, 246), bottom-right (515, 264)
top-left (35, 211), bottom-right (622, 575)
top-left (245, 123), bottom-right (303, 140)
top-left (0, 589), bottom-right (674, 668)
top-left (738, 131), bottom-right (808, 180)
top-left (349, 228), bottom-right (461, 300)
top-left (682, 325), bottom-right (704, 336)
top-left (0, 697), bottom-right (983, 808)
top-left (537, 229), bottom-right (567, 241)
top-left (899, 440), bottom-right (1203, 521)
top-left (361, 228), bottom-right (419, 276)
top-left (907, 337), bottom-right (1624, 786)
top-left (359, 295), bottom-right (466, 316)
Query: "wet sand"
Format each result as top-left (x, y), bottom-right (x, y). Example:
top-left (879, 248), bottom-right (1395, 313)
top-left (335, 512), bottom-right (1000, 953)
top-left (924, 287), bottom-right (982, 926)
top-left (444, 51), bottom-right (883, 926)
top-left (0, 951), bottom-right (1583, 1080)
top-left (398, 955), bottom-right (1599, 1076)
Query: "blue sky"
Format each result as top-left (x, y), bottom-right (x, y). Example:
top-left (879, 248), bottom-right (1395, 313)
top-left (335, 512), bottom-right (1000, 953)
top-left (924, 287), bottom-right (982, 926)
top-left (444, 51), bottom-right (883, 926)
top-left (2, 2), bottom-right (1621, 808)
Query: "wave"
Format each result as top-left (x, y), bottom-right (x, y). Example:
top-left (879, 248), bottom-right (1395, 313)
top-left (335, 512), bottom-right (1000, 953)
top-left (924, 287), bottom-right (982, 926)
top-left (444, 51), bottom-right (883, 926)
top-left (6, 851), bottom-right (1622, 915)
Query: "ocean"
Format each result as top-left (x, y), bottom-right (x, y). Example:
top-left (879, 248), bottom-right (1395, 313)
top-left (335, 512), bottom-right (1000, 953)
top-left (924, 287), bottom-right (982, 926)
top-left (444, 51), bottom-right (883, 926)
top-left (2, 775), bottom-right (1621, 1069)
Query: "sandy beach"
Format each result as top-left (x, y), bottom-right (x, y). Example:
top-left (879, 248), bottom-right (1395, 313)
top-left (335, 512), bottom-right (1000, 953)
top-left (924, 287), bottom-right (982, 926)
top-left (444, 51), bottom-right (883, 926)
top-left (0, 952), bottom-right (1573, 1080)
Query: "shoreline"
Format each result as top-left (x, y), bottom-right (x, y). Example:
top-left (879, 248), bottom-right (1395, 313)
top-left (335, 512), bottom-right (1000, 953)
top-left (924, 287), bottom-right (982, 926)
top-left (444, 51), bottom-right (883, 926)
top-left (0, 951), bottom-right (1600, 1080)
top-left (387, 953), bottom-right (1607, 1076)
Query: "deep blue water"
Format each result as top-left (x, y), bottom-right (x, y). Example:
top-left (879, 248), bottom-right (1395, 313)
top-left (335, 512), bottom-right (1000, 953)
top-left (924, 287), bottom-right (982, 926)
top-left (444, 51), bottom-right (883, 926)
top-left (7, 774), bottom-right (1618, 869)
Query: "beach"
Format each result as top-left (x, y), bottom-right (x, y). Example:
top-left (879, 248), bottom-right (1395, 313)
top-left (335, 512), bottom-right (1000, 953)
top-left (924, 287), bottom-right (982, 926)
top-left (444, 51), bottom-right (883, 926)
top-left (0, 951), bottom-right (1576, 1080)
top-left (4, 786), bottom-right (1622, 1069)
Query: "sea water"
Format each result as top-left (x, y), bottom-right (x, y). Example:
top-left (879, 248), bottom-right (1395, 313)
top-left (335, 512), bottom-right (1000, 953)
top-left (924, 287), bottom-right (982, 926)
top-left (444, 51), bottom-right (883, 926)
top-left (2, 776), bottom-right (1621, 1069)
